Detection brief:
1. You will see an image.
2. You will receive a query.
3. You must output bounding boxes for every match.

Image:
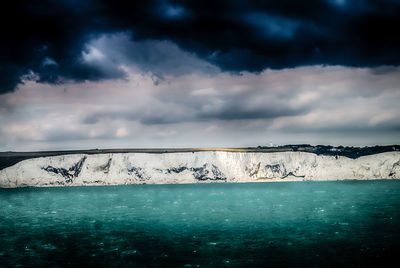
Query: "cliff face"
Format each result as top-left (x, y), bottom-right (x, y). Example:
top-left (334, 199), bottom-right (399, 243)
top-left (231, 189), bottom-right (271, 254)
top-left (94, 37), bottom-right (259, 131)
top-left (0, 151), bottom-right (399, 188)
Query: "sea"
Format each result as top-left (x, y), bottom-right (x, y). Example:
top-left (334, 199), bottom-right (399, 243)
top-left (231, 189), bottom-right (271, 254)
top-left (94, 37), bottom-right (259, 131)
top-left (1, 180), bottom-right (400, 267)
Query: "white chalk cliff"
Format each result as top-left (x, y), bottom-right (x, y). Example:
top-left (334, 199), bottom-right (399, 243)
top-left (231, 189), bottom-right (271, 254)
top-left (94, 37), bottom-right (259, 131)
top-left (0, 151), bottom-right (399, 188)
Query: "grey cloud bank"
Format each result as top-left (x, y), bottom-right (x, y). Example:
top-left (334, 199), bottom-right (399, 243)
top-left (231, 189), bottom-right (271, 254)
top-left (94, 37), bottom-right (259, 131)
top-left (1, 63), bottom-right (399, 150)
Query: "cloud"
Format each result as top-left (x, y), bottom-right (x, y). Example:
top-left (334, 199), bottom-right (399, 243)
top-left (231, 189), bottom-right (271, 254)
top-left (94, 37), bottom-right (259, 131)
top-left (0, 0), bottom-right (400, 93)
top-left (160, 1), bottom-right (189, 19)
top-left (244, 12), bottom-right (299, 39)
top-left (1, 65), bottom-right (399, 150)
top-left (85, 32), bottom-right (220, 78)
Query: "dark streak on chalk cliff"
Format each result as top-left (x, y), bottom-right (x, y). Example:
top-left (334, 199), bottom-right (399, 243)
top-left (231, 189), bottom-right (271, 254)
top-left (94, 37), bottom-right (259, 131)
top-left (265, 164), bottom-right (285, 175)
top-left (42, 156), bottom-right (86, 183)
top-left (127, 167), bottom-right (149, 182)
top-left (166, 166), bottom-right (188, 174)
top-left (191, 164), bottom-right (227, 181)
top-left (243, 162), bottom-right (306, 180)
top-left (166, 164), bottom-right (227, 181)
top-left (95, 158), bottom-right (112, 174)
top-left (389, 160), bottom-right (400, 177)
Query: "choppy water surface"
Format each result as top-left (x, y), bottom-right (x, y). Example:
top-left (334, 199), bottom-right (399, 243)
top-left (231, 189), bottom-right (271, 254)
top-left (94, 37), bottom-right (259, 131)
top-left (1, 181), bottom-right (400, 267)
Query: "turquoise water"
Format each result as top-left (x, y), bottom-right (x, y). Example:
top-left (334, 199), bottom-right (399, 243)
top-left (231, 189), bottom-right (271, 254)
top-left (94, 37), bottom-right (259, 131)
top-left (1, 181), bottom-right (400, 267)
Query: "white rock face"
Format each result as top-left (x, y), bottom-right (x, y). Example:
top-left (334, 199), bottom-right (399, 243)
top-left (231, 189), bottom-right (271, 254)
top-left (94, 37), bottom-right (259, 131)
top-left (0, 151), bottom-right (399, 188)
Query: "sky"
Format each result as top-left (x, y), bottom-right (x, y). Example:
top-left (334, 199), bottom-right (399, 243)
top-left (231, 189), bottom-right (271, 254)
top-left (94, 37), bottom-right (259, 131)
top-left (0, 0), bottom-right (399, 150)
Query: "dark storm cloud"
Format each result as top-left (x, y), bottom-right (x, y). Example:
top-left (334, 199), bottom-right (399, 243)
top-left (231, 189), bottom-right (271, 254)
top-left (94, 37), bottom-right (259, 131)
top-left (0, 0), bottom-right (125, 93)
top-left (1, 0), bottom-right (400, 93)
